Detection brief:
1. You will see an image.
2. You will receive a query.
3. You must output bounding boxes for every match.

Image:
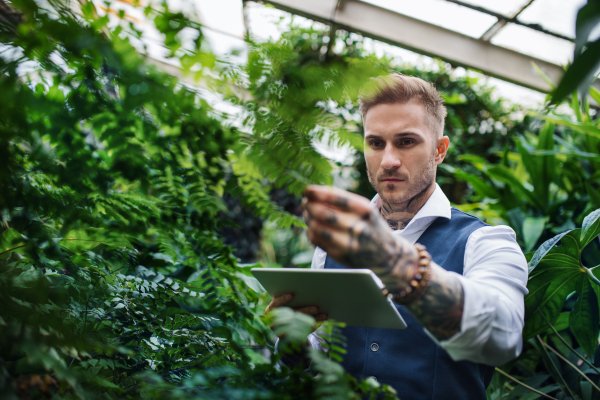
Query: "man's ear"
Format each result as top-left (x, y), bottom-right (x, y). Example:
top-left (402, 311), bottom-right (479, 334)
top-left (434, 136), bottom-right (450, 165)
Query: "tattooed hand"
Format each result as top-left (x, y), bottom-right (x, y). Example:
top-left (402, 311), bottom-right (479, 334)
top-left (302, 185), bottom-right (465, 341)
top-left (302, 185), bottom-right (418, 293)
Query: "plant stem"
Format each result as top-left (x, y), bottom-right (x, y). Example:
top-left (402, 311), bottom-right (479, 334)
top-left (586, 268), bottom-right (600, 287)
top-left (537, 335), bottom-right (578, 399)
top-left (541, 340), bottom-right (600, 393)
top-left (494, 368), bottom-right (558, 400)
top-left (539, 310), bottom-right (600, 376)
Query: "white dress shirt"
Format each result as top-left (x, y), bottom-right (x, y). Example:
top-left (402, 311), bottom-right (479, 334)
top-left (309, 183), bottom-right (528, 366)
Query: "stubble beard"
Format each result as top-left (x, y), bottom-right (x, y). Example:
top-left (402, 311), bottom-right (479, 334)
top-left (367, 152), bottom-right (437, 208)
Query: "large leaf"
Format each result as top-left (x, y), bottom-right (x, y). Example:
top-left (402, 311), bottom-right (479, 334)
top-left (575, 1), bottom-right (600, 56)
top-left (524, 275), bottom-right (582, 340)
top-left (58, 228), bottom-right (133, 253)
top-left (0, 228), bottom-right (26, 258)
top-left (581, 208), bottom-right (600, 246)
top-left (570, 278), bottom-right (599, 361)
top-left (524, 231), bottom-right (588, 339)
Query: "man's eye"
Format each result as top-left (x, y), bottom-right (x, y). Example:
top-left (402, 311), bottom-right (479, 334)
top-left (399, 139), bottom-right (415, 145)
top-left (370, 140), bottom-right (383, 147)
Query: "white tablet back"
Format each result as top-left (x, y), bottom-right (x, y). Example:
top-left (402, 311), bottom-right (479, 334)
top-left (252, 268), bottom-right (406, 330)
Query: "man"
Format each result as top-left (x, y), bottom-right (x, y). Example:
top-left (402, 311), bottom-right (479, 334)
top-left (266, 74), bottom-right (528, 399)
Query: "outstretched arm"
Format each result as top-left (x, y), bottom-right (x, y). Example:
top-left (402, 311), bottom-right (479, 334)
top-left (303, 185), bottom-right (463, 341)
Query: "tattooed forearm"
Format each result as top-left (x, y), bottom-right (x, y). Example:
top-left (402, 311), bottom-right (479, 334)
top-left (302, 185), bottom-right (464, 342)
top-left (406, 265), bottom-right (464, 341)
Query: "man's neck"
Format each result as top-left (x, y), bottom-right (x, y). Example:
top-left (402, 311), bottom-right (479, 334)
top-left (380, 184), bottom-right (435, 230)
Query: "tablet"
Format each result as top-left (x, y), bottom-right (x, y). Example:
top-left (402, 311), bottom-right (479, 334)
top-left (251, 268), bottom-right (407, 330)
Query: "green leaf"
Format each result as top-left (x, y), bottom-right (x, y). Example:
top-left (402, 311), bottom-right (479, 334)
top-left (551, 38), bottom-right (600, 105)
top-left (586, 184), bottom-right (600, 209)
top-left (532, 62), bottom-right (556, 90)
top-left (528, 230), bottom-right (572, 273)
top-left (0, 228), bottom-right (26, 257)
top-left (535, 123), bottom-right (556, 202)
top-left (59, 228), bottom-right (133, 253)
top-left (575, 1), bottom-right (600, 56)
top-left (442, 92), bottom-right (467, 104)
top-left (524, 231), bottom-right (589, 339)
top-left (454, 169), bottom-right (500, 199)
top-left (487, 166), bottom-right (542, 209)
top-left (269, 307), bottom-right (315, 352)
top-left (570, 278), bottom-right (599, 361)
top-left (524, 275), bottom-right (582, 340)
top-left (552, 312), bottom-right (570, 332)
top-left (542, 116), bottom-right (600, 139)
top-left (523, 217), bottom-right (546, 253)
top-left (589, 86), bottom-right (600, 105)
top-left (581, 208), bottom-right (600, 246)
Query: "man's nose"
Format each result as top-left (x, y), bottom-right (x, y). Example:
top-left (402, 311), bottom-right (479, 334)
top-left (381, 147), bottom-right (401, 170)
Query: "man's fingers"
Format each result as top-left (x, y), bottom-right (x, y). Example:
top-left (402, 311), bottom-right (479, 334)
top-left (306, 217), bottom-right (363, 252)
top-left (304, 201), bottom-right (360, 230)
top-left (303, 185), bottom-right (371, 215)
top-left (265, 293), bottom-right (294, 314)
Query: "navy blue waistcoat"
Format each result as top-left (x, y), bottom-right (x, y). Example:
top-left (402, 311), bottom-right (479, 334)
top-left (324, 208), bottom-right (494, 400)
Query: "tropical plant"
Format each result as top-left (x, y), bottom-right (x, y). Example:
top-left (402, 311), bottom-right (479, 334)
top-left (445, 90), bottom-right (600, 253)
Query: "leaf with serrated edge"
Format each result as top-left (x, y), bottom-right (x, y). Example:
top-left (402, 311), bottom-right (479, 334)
top-left (59, 228), bottom-right (133, 253)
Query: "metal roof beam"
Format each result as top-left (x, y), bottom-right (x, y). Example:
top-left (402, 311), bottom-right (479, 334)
top-left (260, 0), bottom-right (593, 94)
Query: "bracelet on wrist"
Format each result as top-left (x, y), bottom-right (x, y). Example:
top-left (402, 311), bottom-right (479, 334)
top-left (382, 243), bottom-right (432, 306)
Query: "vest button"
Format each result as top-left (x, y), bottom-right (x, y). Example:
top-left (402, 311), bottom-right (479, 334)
top-left (370, 343), bottom-right (379, 352)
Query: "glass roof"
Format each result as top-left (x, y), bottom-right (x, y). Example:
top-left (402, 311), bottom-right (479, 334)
top-left (361, 0), bottom-right (497, 39)
top-left (194, 0), bottom-right (582, 69)
top-left (95, 0), bottom-right (581, 107)
top-left (517, 0), bottom-right (584, 38)
top-left (491, 23), bottom-right (574, 65)
top-left (192, 0), bottom-right (581, 106)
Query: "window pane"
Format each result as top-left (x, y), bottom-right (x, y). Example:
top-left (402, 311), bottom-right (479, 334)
top-left (363, 0), bottom-right (497, 38)
top-left (491, 23), bottom-right (574, 65)
top-left (518, 0), bottom-right (584, 39)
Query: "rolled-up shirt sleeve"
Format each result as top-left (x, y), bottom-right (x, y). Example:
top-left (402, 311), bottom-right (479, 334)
top-left (427, 225), bottom-right (528, 366)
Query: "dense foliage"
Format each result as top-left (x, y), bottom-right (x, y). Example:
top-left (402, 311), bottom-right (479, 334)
top-left (0, 1), bottom-right (395, 399)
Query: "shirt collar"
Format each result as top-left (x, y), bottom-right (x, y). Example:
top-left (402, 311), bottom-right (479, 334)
top-left (370, 183), bottom-right (452, 230)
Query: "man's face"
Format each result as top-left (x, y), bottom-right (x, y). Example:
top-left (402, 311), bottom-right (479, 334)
top-left (363, 101), bottom-right (447, 206)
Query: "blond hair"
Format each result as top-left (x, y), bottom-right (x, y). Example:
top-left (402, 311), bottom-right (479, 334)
top-left (359, 74), bottom-right (447, 138)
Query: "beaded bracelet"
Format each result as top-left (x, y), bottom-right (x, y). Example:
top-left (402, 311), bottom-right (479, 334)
top-left (382, 243), bottom-right (432, 306)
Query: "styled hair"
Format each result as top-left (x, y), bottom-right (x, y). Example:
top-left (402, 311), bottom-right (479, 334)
top-left (358, 74), bottom-right (447, 138)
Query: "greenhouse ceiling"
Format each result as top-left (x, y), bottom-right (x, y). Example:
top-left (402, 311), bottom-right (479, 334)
top-left (260, 0), bottom-right (600, 94)
top-left (94, 0), bottom-right (597, 102)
